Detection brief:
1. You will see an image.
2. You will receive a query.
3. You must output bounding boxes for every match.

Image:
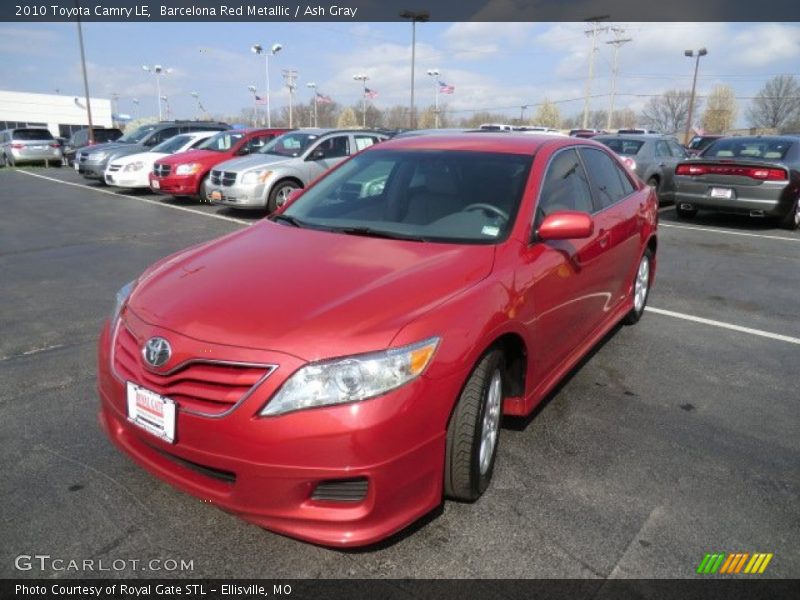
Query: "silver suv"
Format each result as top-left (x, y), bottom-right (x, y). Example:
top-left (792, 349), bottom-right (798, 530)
top-left (205, 129), bottom-right (389, 211)
top-left (0, 128), bottom-right (62, 167)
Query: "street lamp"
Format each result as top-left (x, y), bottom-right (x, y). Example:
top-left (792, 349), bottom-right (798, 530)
top-left (520, 104), bottom-right (530, 124)
top-left (142, 64), bottom-right (171, 120)
top-left (353, 74), bottom-right (369, 128)
top-left (190, 91), bottom-right (206, 120)
top-left (400, 9), bottom-right (430, 129)
top-left (247, 85), bottom-right (258, 126)
top-left (160, 95), bottom-right (171, 120)
top-left (307, 82), bottom-right (318, 128)
top-left (132, 98), bottom-right (139, 120)
top-left (684, 47), bottom-right (708, 144)
top-left (251, 42), bottom-right (282, 127)
top-left (426, 69), bottom-right (440, 128)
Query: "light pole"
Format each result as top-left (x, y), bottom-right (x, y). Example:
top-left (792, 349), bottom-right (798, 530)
top-left (307, 82), bottom-right (318, 128)
top-left (160, 95), bottom-right (171, 120)
top-left (353, 74), bottom-right (369, 128)
top-left (426, 69), bottom-right (440, 128)
top-left (520, 104), bottom-right (529, 124)
top-left (684, 47), bottom-right (708, 144)
top-left (75, 1), bottom-right (94, 143)
top-left (190, 91), bottom-right (206, 120)
top-left (247, 85), bottom-right (258, 126)
top-left (251, 42), bottom-right (282, 127)
top-left (282, 69), bottom-right (298, 128)
top-left (110, 92), bottom-right (119, 127)
top-left (142, 64), bottom-right (170, 120)
top-left (400, 10), bottom-right (430, 129)
top-left (132, 98), bottom-right (140, 120)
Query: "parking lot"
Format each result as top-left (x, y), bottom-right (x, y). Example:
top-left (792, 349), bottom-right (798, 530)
top-left (1, 166), bottom-right (798, 579)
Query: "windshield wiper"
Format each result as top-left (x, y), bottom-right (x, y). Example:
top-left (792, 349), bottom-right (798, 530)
top-left (270, 214), bottom-right (306, 228)
top-left (335, 226), bottom-right (428, 242)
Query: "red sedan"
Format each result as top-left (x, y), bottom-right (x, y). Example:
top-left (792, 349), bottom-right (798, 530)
top-left (149, 128), bottom-right (290, 199)
top-left (98, 133), bottom-right (658, 547)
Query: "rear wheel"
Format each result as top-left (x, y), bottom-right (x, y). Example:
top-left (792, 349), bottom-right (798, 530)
top-left (675, 204), bottom-right (698, 220)
top-left (267, 180), bottom-right (300, 212)
top-left (445, 349), bottom-right (504, 502)
top-left (623, 248), bottom-right (653, 325)
top-left (778, 198), bottom-right (800, 231)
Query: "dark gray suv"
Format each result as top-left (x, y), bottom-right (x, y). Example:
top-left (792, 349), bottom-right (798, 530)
top-left (77, 121), bottom-right (228, 181)
top-left (594, 133), bottom-right (689, 204)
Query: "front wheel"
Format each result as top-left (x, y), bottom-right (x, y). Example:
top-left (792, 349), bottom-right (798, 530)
top-left (445, 349), bottom-right (504, 502)
top-left (778, 198), bottom-right (800, 231)
top-left (623, 248), bottom-right (653, 325)
top-left (267, 180), bottom-right (300, 213)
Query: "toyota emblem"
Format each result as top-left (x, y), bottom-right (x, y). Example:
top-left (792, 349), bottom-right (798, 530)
top-left (142, 337), bottom-right (172, 368)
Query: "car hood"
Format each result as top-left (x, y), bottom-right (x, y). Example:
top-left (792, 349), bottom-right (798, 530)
top-left (83, 141), bottom-right (137, 155)
top-left (157, 148), bottom-right (228, 166)
top-left (214, 153), bottom-right (293, 173)
top-left (128, 222), bottom-right (495, 361)
top-left (109, 151), bottom-right (167, 166)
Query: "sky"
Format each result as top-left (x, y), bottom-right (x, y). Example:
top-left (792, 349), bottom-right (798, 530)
top-left (1, 21), bottom-right (798, 127)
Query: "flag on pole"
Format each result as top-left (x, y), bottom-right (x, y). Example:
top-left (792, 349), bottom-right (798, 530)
top-left (255, 95), bottom-right (267, 105)
top-left (315, 93), bottom-right (332, 104)
top-left (438, 81), bottom-right (455, 94)
top-left (364, 88), bottom-right (378, 100)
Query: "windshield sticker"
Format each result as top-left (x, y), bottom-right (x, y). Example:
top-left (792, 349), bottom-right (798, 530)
top-left (481, 225), bottom-right (500, 237)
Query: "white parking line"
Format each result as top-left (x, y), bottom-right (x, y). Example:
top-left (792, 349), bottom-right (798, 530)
top-left (15, 169), bottom-right (251, 226)
top-left (646, 307), bottom-right (800, 346)
top-left (660, 222), bottom-right (799, 243)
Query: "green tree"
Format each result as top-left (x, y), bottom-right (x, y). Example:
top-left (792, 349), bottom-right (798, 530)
top-left (701, 85), bottom-right (738, 133)
top-left (337, 107), bottom-right (358, 128)
top-left (533, 100), bottom-right (561, 128)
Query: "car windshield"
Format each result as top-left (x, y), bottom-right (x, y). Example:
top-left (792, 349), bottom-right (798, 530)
top-left (198, 131), bottom-right (246, 152)
top-left (597, 138), bottom-right (645, 156)
top-left (95, 129), bottom-right (122, 143)
top-left (688, 136), bottom-right (717, 150)
top-left (152, 134), bottom-right (195, 154)
top-left (13, 129), bottom-right (54, 141)
top-left (260, 132), bottom-right (319, 157)
top-left (702, 138), bottom-right (793, 160)
top-left (117, 124), bottom-right (158, 144)
top-left (281, 149), bottom-right (532, 244)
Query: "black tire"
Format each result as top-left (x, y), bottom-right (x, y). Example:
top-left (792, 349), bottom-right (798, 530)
top-left (445, 349), bottom-right (504, 502)
top-left (623, 248), bottom-right (654, 325)
top-left (0, 153), bottom-right (7, 168)
top-left (198, 174), bottom-right (210, 203)
top-left (675, 204), bottom-right (698, 219)
top-left (267, 180), bottom-right (300, 213)
top-left (6, 153), bottom-right (15, 168)
top-left (778, 198), bottom-right (800, 231)
top-left (646, 177), bottom-right (659, 191)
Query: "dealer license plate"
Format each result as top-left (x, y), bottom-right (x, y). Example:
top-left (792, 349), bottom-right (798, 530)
top-left (210, 190), bottom-right (222, 201)
top-left (126, 382), bottom-right (176, 443)
top-left (151, 179), bottom-right (160, 189)
top-left (74, 161), bottom-right (80, 171)
top-left (710, 187), bottom-right (733, 199)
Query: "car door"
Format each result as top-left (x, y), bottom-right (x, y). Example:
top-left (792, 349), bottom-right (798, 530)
top-left (654, 139), bottom-right (680, 199)
top-left (302, 134), bottom-right (351, 182)
top-left (578, 146), bottom-right (643, 313)
top-left (517, 147), bottom-right (609, 379)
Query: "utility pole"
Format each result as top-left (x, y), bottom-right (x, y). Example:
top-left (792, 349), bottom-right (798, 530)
top-left (684, 48), bottom-right (708, 144)
top-left (582, 16), bottom-right (610, 129)
top-left (520, 104), bottom-right (529, 123)
top-left (400, 10), bottom-right (430, 129)
top-left (75, 0), bottom-right (94, 143)
top-left (605, 28), bottom-right (632, 131)
top-left (110, 92), bottom-right (119, 128)
top-left (282, 69), bottom-right (298, 128)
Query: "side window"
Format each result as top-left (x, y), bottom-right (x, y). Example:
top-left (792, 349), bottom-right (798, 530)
top-left (247, 135), bottom-right (271, 152)
top-left (668, 140), bottom-right (687, 158)
top-left (317, 135), bottom-right (350, 159)
top-left (536, 148), bottom-right (594, 223)
top-left (579, 148), bottom-right (627, 210)
top-left (354, 135), bottom-right (380, 152)
top-left (615, 162), bottom-right (636, 196)
top-left (655, 140), bottom-right (672, 157)
top-left (146, 128), bottom-right (178, 146)
top-left (189, 136), bottom-right (208, 149)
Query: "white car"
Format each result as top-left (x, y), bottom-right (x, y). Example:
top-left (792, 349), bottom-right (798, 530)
top-left (104, 131), bottom-right (216, 188)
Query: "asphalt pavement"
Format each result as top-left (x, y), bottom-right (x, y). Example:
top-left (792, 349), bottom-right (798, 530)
top-left (1, 167), bottom-right (798, 579)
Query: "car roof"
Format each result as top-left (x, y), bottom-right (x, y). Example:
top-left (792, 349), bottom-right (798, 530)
top-left (594, 133), bottom-right (675, 141)
top-left (380, 132), bottom-right (568, 154)
top-left (289, 128), bottom-right (387, 135)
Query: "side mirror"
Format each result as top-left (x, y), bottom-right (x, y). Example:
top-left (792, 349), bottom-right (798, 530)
top-left (310, 148), bottom-right (326, 160)
top-left (537, 211), bottom-right (594, 241)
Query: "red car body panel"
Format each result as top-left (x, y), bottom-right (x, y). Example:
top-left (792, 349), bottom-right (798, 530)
top-left (149, 128), bottom-right (290, 197)
top-left (98, 134), bottom-right (658, 546)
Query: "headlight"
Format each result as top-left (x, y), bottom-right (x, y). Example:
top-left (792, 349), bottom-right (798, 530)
top-left (110, 280), bottom-right (136, 324)
top-left (91, 151), bottom-right (108, 161)
top-left (241, 170), bottom-right (273, 185)
top-left (260, 337), bottom-right (440, 417)
top-left (175, 163), bottom-right (200, 176)
top-left (124, 161), bottom-right (144, 172)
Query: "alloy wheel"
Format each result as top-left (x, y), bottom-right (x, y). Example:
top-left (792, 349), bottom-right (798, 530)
top-left (479, 370), bottom-right (503, 475)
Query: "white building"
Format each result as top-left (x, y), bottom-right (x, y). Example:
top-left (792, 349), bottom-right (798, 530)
top-left (0, 90), bottom-right (113, 138)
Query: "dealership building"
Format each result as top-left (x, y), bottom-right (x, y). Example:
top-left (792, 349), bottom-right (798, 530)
top-left (0, 90), bottom-right (113, 137)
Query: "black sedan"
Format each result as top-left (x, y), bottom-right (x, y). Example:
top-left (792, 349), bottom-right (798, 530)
top-left (673, 136), bottom-right (800, 230)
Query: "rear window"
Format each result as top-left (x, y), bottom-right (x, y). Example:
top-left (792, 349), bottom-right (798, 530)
top-left (703, 138), bottom-right (793, 160)
top-left (13, 129), bottom-right (54, 141)
top-left (597, 138), bottom-right (644, 156)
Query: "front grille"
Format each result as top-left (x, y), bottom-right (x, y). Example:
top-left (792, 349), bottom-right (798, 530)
top-left (108, 163), bottom-right (122, 172)
top-left (210, 170), bottom-right (236, 186)
top-left (311, 478), bottom-right (369, 503)
top-left (152, 447), bottom-right (236, 484)
top-left (153, 163), bottom-right (171, 177)
top-left (113, 323), bottom-right (273, 417)
top-left (78, 151), bottom-right (89, 162)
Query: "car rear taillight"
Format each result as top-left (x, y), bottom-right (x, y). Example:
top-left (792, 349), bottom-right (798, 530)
top-left (49, 143), bottom-right (60, 148)
top-left (621, 157), bottom-right (637, 171)
top-left (10, 143), bottom-right (24, 149)
top-left (676, 163), bottom-right (788, 181)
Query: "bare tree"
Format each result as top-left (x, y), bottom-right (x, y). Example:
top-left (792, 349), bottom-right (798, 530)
top-left (641, 89), bottom-right (697, 134)
top-left (381, 105), bottom-right (411, 129)
top-left (701, 85), bottom-right (738, 133)
top-left (746, 75), bottom-right (800, 131)
top-left (615, 107), bottom-right (639, 129)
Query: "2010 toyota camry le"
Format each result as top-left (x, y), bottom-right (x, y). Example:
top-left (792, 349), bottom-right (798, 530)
top-left (97, 133), bottom-right (658, 547)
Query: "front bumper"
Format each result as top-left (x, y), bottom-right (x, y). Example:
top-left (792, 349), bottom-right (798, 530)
top-left (149, 173), bottom-right (200, 196)
top-left (206, 181), bottom-right (268, 209)
top-left (96, 317), bottom-right (458, 547)
top-left (79, 161), bottom-right (107, 179)
top-left (105, 169), bottom-right (149, 188)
